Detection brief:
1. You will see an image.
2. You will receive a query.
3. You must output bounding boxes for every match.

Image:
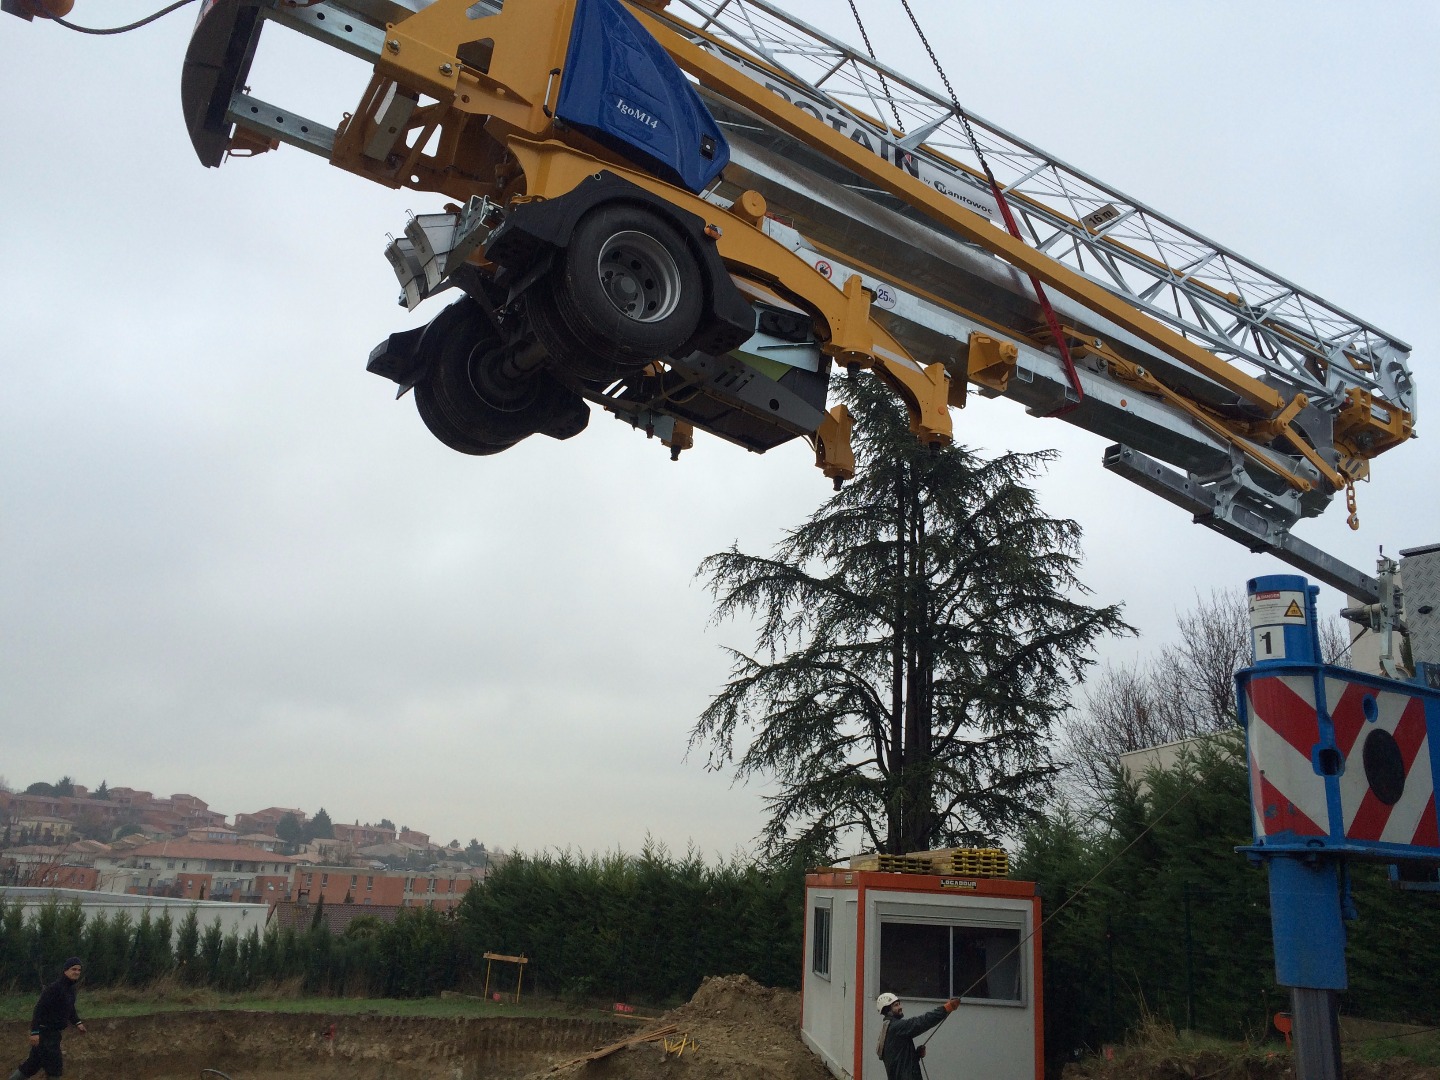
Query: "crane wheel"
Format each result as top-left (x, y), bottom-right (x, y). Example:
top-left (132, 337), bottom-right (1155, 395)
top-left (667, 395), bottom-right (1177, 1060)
top-left (416, 296), bottom-right (589, 451)
top-left (413, 377), bottom-right (514, 456)
top-left (530, 204), bottom-right (703, 383)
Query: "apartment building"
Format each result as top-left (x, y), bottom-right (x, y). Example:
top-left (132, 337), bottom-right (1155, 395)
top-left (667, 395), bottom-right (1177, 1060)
top-left (3, 793), bottom-right (129, 834)
top-left (291, 864), bottom-right (478, 912)
top-left (332, 822), bottom-right (396, 847)
top-left (268, 899), bottom-right (407, 934)
top-left (95, 841), bottom-right (298, 902)
top-left (1, 844), bottom-right (105, 888)
top-left (233, 807), bottom-right (307, 834)
top-left (186, 826), bottom-right (240, 844)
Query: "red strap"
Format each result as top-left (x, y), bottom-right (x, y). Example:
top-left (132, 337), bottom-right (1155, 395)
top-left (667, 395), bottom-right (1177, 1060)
top-left (986, 176), bottom-right (1084, 417)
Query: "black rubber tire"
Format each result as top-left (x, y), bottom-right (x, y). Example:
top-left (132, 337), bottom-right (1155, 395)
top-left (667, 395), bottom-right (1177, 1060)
top-left (429, 301), bottom-right (554, 445)
top-left (530, 204), bottom-right (703, 383)
top-left (409, 298), bottom-right (517, 455)
top-left (413, 295), bottom-right (590, 451)
top-left (413, 376), bottom-right (514, 456)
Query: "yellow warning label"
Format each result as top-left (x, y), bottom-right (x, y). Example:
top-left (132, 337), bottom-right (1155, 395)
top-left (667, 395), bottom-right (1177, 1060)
top-left (1284, 600), bottom-right (1303, 619)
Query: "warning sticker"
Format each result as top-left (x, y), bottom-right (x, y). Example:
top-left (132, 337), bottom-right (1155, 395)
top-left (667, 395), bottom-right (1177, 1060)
top-left (1250, 590), bottom-right (1307, 626)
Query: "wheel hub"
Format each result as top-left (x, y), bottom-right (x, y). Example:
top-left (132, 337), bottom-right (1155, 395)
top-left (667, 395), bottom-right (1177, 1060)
top-left (596, 230), bottom-right (682, 324)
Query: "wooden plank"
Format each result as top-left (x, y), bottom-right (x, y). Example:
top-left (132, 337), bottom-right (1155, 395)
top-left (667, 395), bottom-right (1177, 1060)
top-left (548, 1025), bottom-right (680, 1071)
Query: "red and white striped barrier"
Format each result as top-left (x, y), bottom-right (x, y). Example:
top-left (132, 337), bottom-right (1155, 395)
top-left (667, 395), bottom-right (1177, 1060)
top-left (1242, 671), bottom-right (1440, 853)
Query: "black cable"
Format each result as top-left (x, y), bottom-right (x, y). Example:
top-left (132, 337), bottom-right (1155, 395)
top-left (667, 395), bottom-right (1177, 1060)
top-left (53, 0), bottom-right (197, 35)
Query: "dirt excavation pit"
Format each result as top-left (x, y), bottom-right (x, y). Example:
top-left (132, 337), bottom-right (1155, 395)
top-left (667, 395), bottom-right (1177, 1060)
top-left (11, 975), bottom-right (830, 1080)
top-left (529, 974), bottom-right (834, 1080)
top-left (19, 976), bottom-right (1440, 1080)
top-left (7, 1011), bottom-right (637, 1080)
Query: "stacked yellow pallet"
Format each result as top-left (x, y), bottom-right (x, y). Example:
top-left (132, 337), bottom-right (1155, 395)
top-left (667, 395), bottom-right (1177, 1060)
top-left (848, 847), bottom-right (1009, 877)
top-left (878, 854), bottom-right (934, 873)
top-left (917, 847), bottom-right (1009, 878)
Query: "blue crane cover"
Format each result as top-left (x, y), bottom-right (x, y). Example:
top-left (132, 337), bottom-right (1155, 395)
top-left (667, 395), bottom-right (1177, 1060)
top-left (555, 0), bottom-right (730, 193)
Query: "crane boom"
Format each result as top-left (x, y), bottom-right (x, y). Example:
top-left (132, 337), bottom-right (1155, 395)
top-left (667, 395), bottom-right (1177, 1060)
top-left (662, 0), bottom-right (1412, 412)
top-left (19, 0), bottom-right (1414, 601)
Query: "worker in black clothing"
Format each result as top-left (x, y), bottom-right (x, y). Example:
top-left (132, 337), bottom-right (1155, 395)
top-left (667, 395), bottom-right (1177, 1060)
top-left (9, 957), bottom-right (86, 1080)
top-left (875, 992), bottom-right (959, 1080)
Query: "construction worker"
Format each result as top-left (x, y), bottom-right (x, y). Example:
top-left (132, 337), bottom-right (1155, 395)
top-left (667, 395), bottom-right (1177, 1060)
top-left (9, 957), bottom-right (86, 1080)
top-left (875, 992), bottom-right (959, 1080)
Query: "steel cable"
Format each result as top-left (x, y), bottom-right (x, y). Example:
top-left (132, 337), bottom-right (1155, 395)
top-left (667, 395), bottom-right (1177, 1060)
top-left (915, 745), bottom-right (1235, 1048)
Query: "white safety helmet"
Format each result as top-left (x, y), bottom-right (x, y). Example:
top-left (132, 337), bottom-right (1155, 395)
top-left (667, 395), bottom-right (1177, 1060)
top-left (876, 992), bottom-right (899, 1014)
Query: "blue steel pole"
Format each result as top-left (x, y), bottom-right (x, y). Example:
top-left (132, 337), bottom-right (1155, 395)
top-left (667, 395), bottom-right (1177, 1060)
top-left (1246, 575), bottom-right (1344, 1080)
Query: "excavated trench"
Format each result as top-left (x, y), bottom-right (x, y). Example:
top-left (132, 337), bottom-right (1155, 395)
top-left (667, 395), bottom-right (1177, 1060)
top-left (2, 1011), bottom-right (637, 1080)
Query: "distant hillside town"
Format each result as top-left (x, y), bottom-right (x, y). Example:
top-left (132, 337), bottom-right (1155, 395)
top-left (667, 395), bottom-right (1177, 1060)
top-left (0, 776), bottom-right (501, 914)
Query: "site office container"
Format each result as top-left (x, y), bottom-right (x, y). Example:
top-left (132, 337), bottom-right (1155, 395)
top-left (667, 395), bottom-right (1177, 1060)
top-left (801, 871), bottom-right (1042, 1080)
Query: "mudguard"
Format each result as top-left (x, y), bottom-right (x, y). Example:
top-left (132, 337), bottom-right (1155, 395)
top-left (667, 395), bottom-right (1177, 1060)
top-left (181, 0), bottom-right (266, 167)
top-left (485, 172), bottom-right (754, 358)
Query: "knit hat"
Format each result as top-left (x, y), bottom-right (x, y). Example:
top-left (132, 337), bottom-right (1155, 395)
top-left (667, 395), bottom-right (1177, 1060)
top-left (61, 956), bottom-right (82, 973)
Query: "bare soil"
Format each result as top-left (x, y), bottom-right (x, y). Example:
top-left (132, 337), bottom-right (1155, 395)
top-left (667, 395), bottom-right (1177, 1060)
top-left (0, 975), bottom-right (829, 1080)
top-left (2, 1011), bottom-right (636, 1080)
top-left (525, 974), bottom-right (833, 1080)
top-left (8, 978), bottom-right (1436, 1080)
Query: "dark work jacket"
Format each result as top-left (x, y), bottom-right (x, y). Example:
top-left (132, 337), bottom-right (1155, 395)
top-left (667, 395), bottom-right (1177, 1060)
top-left (30, 975), bottom-right (81, 1035)
top-left (880, 1004), bottom-right (949, 1080)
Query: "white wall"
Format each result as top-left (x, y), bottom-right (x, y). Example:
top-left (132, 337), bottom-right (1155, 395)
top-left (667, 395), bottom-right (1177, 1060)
top-left (0, 887), bottom-right (268, 938)
top-left (802, 888), bottom-right (850, 1076)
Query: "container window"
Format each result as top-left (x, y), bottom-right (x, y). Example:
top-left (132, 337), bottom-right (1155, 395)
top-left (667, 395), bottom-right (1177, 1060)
top-left (879, 922), bottom-right (949, 999)
top-left (812, 904), bottom-right (832, 977)
top-left (953, 926), bottom-right (1022, 1002)
top-left (880, 921), bottom-right (1023, 1004)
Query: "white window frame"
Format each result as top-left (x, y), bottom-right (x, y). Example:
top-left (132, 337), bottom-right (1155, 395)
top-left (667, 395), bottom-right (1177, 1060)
top-left (811, 898), bottom-right (833, 980)
top-left (877, 914), bottom-right (1026, 1008)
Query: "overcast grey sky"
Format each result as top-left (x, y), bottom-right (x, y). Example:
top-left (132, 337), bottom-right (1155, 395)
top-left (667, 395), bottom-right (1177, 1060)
top-left (2, 1), bottom-right (1436, 856)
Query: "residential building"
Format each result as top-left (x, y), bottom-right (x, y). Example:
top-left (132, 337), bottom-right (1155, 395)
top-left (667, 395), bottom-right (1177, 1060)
top-left (302, 838), bottom-right (354, 864)
top-left (355, 841), bottom-right (429, 862)
top-left (1118, 732), bottom-right (1237, 796)
top-left (268, 899), bottom-right (406, 934)
top-left (4, 793), bottom-right (130, 834)
top-left (234, 807), bottom-right (307, 834)
top-left (94, 841), bottom-right (298, 902)
top-left (2, 846), bottom-right (100, 888)
top-left (9, 815), bottom-right (74, 843)
top-left (332, 822), bottom-right (396, 847)
top-left (290, 864), bottom-right (477, 911)
top-left (106, 787), bottom-right (154, 807)
top-left (187, 826), bottom-right (239, 844)
top-left (27, 865), bottom-right (99, 890)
